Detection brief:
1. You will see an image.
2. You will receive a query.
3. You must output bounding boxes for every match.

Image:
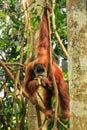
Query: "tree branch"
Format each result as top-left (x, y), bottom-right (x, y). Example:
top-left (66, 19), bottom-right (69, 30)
top-left (5, 62), bottom-right (24, 68)
top-left (0, 60), bottom-right (15, 81)
top-left (46, 1), bottom-right (58, 130)
top-left (52, 0), bottom-right (69, 58)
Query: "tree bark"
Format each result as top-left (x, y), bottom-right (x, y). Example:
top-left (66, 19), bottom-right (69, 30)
top-left (67, 0), bottom-right (87, 130)
top-left (28, 100), bottom-right (38, 130)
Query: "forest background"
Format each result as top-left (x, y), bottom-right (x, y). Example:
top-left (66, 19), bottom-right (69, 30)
top-left (0, 0), bottom-right (87, 130)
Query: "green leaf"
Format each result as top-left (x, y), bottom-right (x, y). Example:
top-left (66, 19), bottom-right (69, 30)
top-left (16, 45), bottom-right (21, 52)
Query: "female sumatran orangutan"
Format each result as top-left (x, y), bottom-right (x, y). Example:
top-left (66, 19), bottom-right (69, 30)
top-left (24, 4), bottom-right (69, 120)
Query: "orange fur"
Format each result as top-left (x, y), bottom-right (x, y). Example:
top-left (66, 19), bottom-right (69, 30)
top-left (24, 5), bottom-right (69, 119)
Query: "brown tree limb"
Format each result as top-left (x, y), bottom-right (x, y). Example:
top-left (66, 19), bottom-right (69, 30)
top-left (5, 62), bottom-right (24, 68)
top-left (20, 98), bottom-right (27, 130)
top-left (0, 60), bottom-right (15, 81)
top-left (0, 60), bottom-right (30, 99)
top-left (16, 39), bottom-right (27, 130)
top-left (2, 80), bottom-right (13, 96)
top-left (15, 39), bottom-right (25, 129)
top-left (16, 39), bottom-right (24, 84)
top-left (57, 118), bottom-right (70, 130)
top-left (0, 78), bottom-right (7, 91)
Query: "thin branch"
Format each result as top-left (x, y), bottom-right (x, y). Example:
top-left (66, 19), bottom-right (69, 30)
top-left (20, 98), bottom-right (27, 130)
top-left (2, 83), bottom-right (13, 97)
top-left (37, 92), bottom-right (45, 106)
top-left (0, 60), bottom-right (30, 100)
top-left (36, 104), bottom-right (42, 129)
top-left (14, 39), bottom-right (26, 129)
top-left (15, 39), bottom-right (25, 129)
top-left (14, 79), bottom-right (19, 129)
top-left (0, 60), bottom-right (15, 81)
top-left (19, 1), bottom-right (34, 15)
top-left (22, 0), bottom-right (36, 65)
top-left (5, 62), bottom-right (24, 68)
top-left (0, 78), bottom-right (7, 90)
top-left (16, 39), bottom-right (24, 84)
top-left (52, 0), bottom-right (69, 58)
top-left (38, 118), bottom-right (47, 130)
top-left (45, 1), bottom-right (59, 130)
top-left (57, 118), bottom-right (70, 130)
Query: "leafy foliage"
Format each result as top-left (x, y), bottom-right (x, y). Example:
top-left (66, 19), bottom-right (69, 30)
top-left (51, 0), bottom-right (67, 58)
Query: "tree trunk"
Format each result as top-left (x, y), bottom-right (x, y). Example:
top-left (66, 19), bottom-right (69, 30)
top-left (27, 1), bottom-right (45, 130)
top-left (28, 100), bottom-right (38, 130)
top-left (67, 0), bottom-right (87, 130)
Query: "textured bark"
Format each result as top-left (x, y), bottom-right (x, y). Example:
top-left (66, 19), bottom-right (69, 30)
top-left (67, 0), bottom-right (87, 130)
top-left (28, 100), bottom-right (38, 130)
